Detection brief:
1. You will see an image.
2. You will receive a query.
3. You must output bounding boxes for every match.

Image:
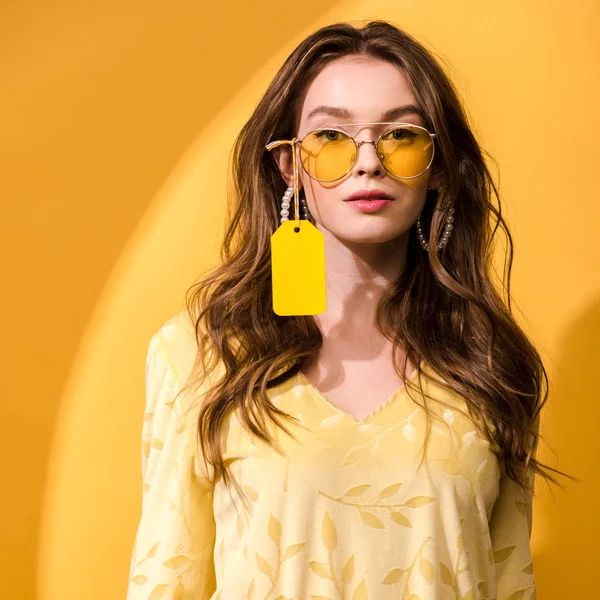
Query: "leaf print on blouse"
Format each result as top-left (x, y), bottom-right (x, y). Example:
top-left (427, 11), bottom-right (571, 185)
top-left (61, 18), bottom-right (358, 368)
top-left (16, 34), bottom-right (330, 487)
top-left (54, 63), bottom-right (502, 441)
top-left (434, 516), bottom-right (480, 600)
top-left (340, 408), bottom-right (422, 467)
top-left (430, 410), bottom-right (494, 521)
top-left (129, 540), bottom-right (198, 599)
top-left (309, 511), bottom-right (369, 600)
top-left (318, 482), bottom-right (434, 531)
top-left (381, 531), bottom-right (478, 600)
top-left (381, 534), bottom-right (436, 599)
top-left (233, 483), bottom-right (261, 560)
top-left (129, 431), bottom-right (202, 597)
top-left (251, 513), bottom-right (306, 600)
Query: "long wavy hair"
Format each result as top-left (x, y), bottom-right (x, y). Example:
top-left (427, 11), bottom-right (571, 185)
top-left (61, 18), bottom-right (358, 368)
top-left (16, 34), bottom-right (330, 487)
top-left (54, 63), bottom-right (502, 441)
top-left (180, 19), bottom-right (577, 506)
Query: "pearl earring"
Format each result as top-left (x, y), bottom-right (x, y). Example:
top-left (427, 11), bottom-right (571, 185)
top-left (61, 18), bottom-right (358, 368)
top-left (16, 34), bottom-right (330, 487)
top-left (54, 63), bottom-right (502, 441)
top-left (416, 185), bottom-right (455, 251)
top-left (280, 185), bottom-right (311, 223)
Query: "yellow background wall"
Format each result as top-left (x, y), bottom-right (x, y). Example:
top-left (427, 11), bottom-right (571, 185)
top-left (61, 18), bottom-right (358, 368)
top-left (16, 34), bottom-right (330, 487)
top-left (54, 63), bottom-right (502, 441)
top-left (0, 1), bottom-right (597, 598)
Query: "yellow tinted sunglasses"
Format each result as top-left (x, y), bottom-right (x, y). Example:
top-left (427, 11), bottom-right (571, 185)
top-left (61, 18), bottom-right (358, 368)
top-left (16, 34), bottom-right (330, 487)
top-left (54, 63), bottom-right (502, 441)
top-left (265, 122), bottom-right (437, 182)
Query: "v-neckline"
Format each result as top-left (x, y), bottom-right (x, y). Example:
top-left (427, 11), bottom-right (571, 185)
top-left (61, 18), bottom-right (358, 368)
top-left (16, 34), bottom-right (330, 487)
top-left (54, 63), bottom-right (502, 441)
top-left (297, 360), bottom-right (426, 425)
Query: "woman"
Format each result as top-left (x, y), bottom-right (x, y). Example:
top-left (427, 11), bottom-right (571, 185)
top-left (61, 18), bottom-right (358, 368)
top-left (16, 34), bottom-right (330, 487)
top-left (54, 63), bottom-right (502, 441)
top-left (126, 20), bottom-right (574, 600)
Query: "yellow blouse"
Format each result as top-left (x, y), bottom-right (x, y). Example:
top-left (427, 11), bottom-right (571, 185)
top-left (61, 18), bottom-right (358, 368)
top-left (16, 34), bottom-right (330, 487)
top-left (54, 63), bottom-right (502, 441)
top-left (126, 311), bottom-right (537, 600)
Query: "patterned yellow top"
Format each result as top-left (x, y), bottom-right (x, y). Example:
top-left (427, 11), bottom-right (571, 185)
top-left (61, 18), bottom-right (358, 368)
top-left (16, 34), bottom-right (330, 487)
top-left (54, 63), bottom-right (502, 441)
top-left (126, 311), bottom-right (537, 600)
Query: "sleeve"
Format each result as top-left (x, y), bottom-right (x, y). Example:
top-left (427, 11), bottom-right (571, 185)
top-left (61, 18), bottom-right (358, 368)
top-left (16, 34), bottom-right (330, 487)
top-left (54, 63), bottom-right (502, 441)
top-left (487, 416), bottom-right (539, 600)
top-left (126, 328), bottom-right (217, 600)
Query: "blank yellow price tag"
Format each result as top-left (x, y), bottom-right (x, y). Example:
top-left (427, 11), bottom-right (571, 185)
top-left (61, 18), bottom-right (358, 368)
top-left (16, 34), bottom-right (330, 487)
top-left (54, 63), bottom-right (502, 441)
top-left (270, 219), bottom-right (326, 315)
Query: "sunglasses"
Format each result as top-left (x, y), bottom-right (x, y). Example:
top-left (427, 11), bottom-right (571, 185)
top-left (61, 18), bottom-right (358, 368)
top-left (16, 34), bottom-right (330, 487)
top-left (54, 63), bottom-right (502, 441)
top-left (265, 122), bottom-right (437, 182)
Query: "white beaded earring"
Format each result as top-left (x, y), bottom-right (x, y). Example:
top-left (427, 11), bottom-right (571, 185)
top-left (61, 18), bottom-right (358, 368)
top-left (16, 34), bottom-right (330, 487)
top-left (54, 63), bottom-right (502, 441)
top-left (280, 185), bottom-right (311, 223)
top-left (416, 185), bottom-right (455, 251)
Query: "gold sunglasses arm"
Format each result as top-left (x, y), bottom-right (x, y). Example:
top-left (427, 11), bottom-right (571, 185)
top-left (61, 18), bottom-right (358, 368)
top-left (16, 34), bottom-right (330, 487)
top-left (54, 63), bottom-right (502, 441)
top-left (264, 138), bottom-right (298, 151)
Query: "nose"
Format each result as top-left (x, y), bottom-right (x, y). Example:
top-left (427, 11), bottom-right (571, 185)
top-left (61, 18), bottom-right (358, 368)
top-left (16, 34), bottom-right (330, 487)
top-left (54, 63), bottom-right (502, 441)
top-left (353, 139), bottom-right (384, 176)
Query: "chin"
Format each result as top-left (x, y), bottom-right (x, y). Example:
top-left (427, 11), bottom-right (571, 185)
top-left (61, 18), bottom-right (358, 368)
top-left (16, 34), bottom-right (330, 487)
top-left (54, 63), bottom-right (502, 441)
top-left (330, 224), bottom-right (408, 245)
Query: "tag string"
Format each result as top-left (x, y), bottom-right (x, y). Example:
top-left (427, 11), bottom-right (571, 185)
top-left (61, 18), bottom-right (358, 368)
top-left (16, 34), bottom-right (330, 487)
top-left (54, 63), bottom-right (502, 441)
top-left (291, 139), bottom-right (300, 231)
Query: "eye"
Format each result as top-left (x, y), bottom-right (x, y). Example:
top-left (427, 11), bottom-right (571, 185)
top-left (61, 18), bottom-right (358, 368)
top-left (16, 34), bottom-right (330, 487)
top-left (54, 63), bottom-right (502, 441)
top-left (315, 129), bottom-right (342, 141)
top-left (391, 127), bottom-right (417, 140)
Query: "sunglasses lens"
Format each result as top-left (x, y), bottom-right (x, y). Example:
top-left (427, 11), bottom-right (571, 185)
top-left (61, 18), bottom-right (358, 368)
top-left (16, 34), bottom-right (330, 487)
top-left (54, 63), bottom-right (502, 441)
top-left (378, 126), bottom-right (434, 178)
top-left (299, 126), bottom-right (434, 181)
top-left (300, 130), bottom-right (356, 182)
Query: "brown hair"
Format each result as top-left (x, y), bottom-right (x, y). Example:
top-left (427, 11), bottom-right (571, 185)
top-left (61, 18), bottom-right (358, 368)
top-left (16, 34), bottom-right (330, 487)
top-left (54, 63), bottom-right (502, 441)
top-left (180, 19), bottom-right (578, 506)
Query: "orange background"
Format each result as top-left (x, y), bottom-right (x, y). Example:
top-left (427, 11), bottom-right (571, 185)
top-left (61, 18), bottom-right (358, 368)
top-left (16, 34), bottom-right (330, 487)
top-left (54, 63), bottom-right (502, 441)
top-left (1, 1), bottom-right (598, 598)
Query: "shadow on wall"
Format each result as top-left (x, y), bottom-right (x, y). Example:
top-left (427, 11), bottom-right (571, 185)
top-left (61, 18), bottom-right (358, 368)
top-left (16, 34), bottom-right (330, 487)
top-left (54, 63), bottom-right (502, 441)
top-left (532, 296), bottom-right (600, 598)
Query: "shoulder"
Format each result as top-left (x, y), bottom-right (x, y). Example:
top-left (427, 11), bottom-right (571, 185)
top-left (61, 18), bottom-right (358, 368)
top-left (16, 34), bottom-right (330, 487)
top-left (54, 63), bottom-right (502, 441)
top-left (147, 309), bottom-right (198, 388)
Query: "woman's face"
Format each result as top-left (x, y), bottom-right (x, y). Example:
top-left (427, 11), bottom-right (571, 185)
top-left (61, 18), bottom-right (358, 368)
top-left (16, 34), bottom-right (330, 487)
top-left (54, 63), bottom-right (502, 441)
top-left (275, 56), bottom-right (439, 244)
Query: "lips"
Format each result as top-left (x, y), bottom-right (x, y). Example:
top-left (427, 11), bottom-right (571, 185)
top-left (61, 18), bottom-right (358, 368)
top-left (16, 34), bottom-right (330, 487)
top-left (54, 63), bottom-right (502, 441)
top-left (344, 189), bottom-right (395, 201)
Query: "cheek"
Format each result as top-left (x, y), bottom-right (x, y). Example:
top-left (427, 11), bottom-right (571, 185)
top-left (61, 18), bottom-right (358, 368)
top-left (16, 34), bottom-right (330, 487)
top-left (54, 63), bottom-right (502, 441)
top-left (301, 189), bottom-right (338, 220)
top-left (406, 194), bottom-right (428, 220)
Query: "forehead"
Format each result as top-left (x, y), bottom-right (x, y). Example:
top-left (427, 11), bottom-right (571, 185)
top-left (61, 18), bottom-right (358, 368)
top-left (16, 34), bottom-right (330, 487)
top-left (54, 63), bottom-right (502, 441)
top-left (297, 57), bottom-right (422, 129)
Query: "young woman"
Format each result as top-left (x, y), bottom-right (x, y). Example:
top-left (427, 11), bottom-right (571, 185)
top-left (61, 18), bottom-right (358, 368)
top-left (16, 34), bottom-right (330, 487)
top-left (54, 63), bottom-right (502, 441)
top-left (126, 20), bottom-right (574, 600)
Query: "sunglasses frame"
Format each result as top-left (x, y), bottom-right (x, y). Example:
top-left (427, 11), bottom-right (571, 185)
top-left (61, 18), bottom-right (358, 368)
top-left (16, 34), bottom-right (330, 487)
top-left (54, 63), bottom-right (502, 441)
top-left (265, 121), bottom-right (438, 182)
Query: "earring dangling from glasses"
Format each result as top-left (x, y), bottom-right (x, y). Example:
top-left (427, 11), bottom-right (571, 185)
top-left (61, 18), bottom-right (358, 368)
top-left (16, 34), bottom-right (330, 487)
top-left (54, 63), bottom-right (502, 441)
top-left (416, 185), bottom-right (455, 251)
top-left (280, 185), bottom-right (312, 223)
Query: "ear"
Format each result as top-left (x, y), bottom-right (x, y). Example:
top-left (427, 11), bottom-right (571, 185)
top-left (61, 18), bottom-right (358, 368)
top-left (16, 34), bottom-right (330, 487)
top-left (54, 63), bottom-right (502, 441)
top-left (271, 145), bottom-right (304, 192)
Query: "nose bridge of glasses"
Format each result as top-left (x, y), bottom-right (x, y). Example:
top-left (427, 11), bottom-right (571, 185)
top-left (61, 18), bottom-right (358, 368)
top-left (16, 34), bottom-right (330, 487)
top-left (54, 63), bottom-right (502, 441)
top-left (354, 138), bottom-right (383, 163)
top-left (356, 139), bottom-right (379, 149)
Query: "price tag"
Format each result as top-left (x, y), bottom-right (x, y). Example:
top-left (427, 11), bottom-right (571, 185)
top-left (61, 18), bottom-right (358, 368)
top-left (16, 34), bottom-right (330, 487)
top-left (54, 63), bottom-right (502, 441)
top-left (270, 219), bottom-right (326, 315)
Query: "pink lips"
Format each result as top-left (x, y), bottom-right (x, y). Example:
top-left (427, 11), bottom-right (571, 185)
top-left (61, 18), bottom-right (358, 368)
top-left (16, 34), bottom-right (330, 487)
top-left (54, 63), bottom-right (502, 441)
top-left (344, 189), bottom-right (395, 202)
top-left (344, 189), bottom-right (395, 212)
top-left (346, 199), bottom-right (393, 212)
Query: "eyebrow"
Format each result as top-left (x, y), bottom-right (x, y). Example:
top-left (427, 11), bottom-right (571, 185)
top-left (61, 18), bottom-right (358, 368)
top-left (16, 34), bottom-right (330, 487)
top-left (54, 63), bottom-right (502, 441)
top-left (306, 104), bottom-right (427, 122)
